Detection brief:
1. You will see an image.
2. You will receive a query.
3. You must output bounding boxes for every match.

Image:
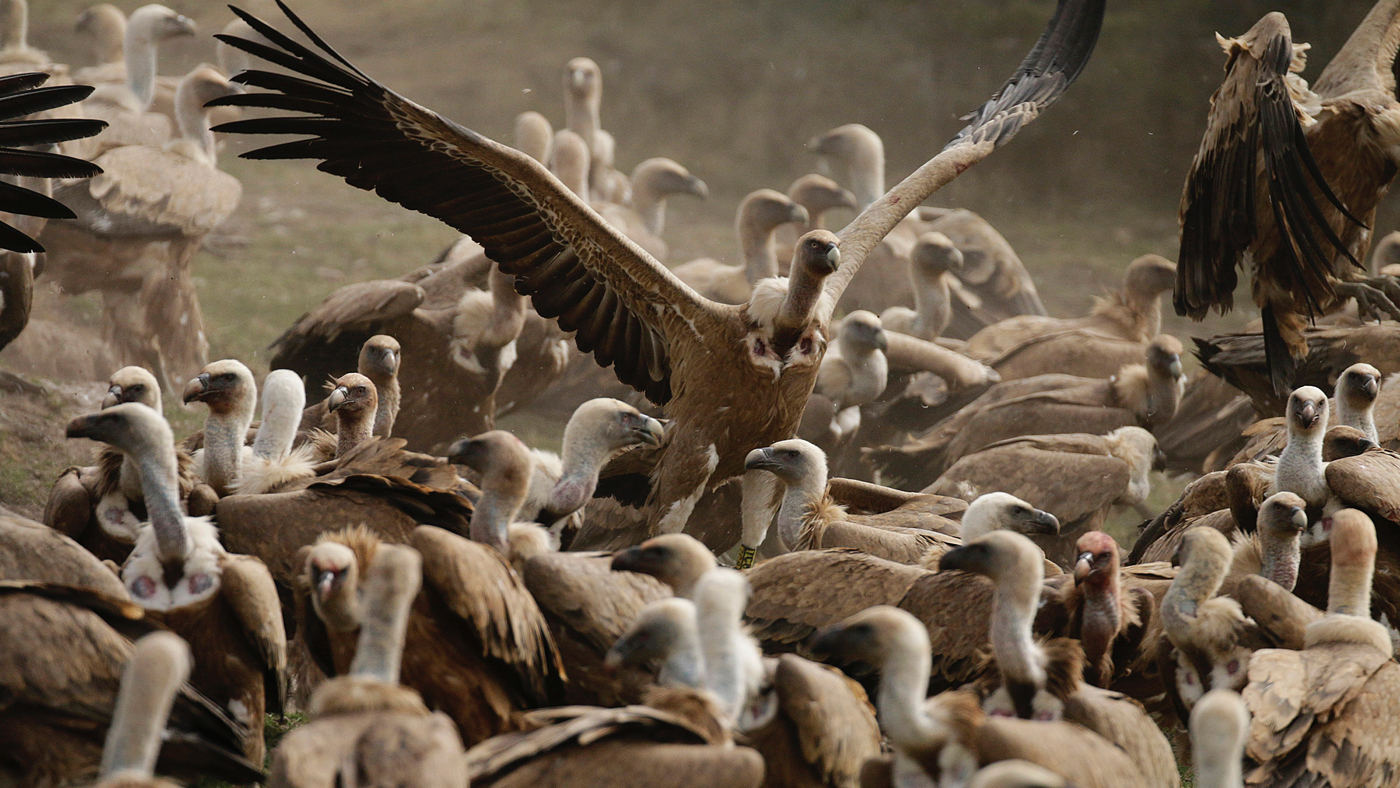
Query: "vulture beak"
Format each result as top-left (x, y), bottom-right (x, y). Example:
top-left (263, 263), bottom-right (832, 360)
top-left (807, 620), bottom-right (875, 666)
top-left (684, 175), bottom-right (709, 199)
top-left (805, 133), bottom-right (832, 155)
top-left (316, 569), bottom-right (336, 599)
top-left (446, 437), bottom-right (484, 467)
top-left (871, 328), bottom-right (889, 353)
top-left (182, 373), bottom-right (211, 404)
top-left (1018, 507), bottom-right (1060, 535)
top-left (326, 386), bottom-right (349, 413)
top-left (1297, 400), bottom-right (1319, 429)
top-left (744, 447), bottom-right (784, 473)
top-left (602, 641), bottom-right (630, 672)
top-left (101, 385), bottom-right (122, 409)
top-left (65, 413), bottom-right (102, 440)
top-left (1152, 445), bottom-right (1168, 472)
top-left (1168, 356), bottom-right (1183, 380)
top-left (634, 416), bottom-right (665, 447)
top-left (789, 204), bottom-right (811, 226)
top-left (173, 14), bottom-right (198, 36)
top-left (823, 243), bottom-right (841, 271)
top-left (1074, 551), bottom-right (1095, 582)
top-left (1363, 375), bottom-right (1380, 399)
top-left (610, 545), bottom-right (654, 575)
top-left (837, 189), bottom-right (859, 210)
top-left (571, 69), bottom-right (588, 90)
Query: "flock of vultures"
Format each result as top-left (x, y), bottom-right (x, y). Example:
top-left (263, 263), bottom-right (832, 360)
top-left (7, 0), bottom-right (1400, 785)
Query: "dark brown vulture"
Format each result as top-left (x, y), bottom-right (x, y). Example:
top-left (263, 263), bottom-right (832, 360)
top-left (1177, 2), bottom-right (1400, 394)
top-left (210, 0), bottom-right (1104, 537)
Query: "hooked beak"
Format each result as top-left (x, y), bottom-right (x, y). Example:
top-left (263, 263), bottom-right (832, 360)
top-left (101, 385), bottom-right (122, 409)
top-left (326, 386), bottom-right (349, 412)
top-left (938, 544), bottom-right (987, 574)
top-left (836, 189), bottom-right (858, 210)
top-left (610, 546), bottom-right (649, 575)
top-left (1363, 376), bottom-right (1380, 399)
top-left (316, 570), bottom-right (336, 599)
top-left (173, 14), bottom-right (198, 36)
top-left (65, 413), bottom-right (101, 440)
top-left (1168, 358), bottom-right (1183, 380)
top-left (1018, 507), bottom-right (1060, 535)
top-left (635, 416), bottom-right (664, 447)
top-left (1074, 552), bottom-right (1094, 582)
top-left (789, 204), bottom-right (811, 226)
top-left (871, 328), bottom-right (889, 353)
top-left (571, 69), bottom-right (588, 90)
top-left (1297, 401), bottom-right (1319, 429)
top-left (182, 373), bottom-right (211, 404)
top-left (1152, 445), bottom-right (1168, 472)
top-left (446, 437), bottom-right (483, 467)
top-left (684, 175), bottom-right (709, 199)
top-left (744, 447), bottom-right (783, 473)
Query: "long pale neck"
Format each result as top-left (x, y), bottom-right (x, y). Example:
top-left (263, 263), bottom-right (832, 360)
top-left (470, 488), bottom-right (516, 554)
top-left (368, 376), bottom-right (398, 438)
top-left (911, 273), bottom-right (951, 339)
top-left (252, 397), bottom-right (300, 462)
top-left (633, 187), bottom-right (667, 237)
top-left (777, 469), bottom-right (826, 549)
top-left (739, 219), bottom-right (780, 284)
top-left (849, 151), bottom-right (885, 210)
top-left (1161, 553), bottom-right (1225, 642)
top-left (1258, 532), bottom-right (1301, 592)
top-left (124, 23), bottom-right (157, 111)
top-left (657, 624), bottom-right (706, 690)
top-left (1128, 289), bottom-right (1163, 339)
top-left (696, 602), bottom-right (746, 721)
top-left (137, 452), bottom-right (188, 564)
top-left (739, 470), bottom-right (781, 555)
top-left (1337, 400), bottom-right (1377, 443)
top-left (1, 0), bottom-right (26, 50)
top-left (878, 628), bottom-right (943, 754)
top-left (564, 92), bottom-right (600, 151)
top-left (1329, 555), bottom-right (1374, 617)
top-left (99, 637), bottom-right (185, 781)
top-left (204, 404), bottom-right (253, 495)
top-left (336, 409), bottom-right (373, 458)
top-left (990, 573), bottom-right (1045, 688)
top-left (1276, 427), bottom-right (1327, 507)
top-left (1194, 742), bottom-right (1243, 788)
top-left (175, 86), bottom-right (215, 161)
top-left (551, 437), bottom-right (610, 516)
top-left (349, 548), bottom-right (420, 683)
top-left (774, 266), bottom-right (826, 343)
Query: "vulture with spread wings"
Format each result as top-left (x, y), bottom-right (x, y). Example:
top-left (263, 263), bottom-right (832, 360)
top-left (211, 0), bottom-right (1103, 537)
top-left (1178, 1), bottom-right (1400, 394)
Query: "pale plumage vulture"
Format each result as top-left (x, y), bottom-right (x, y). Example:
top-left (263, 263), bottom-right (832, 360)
top-left (299, 334), bottom-right (401, 438)
top-left (73, 5), bottom-right (128, 86)
top-left (66, 404), bottom-right (287, 765)
top-left (921, 207), bottom-right (1049, 339)
top-left (212, 0), bottom-right (1104, 537)
top-left (0, 581), bottom-right (261, 787)
top-left (879, 231), bottom-right (965, 342)
top-left (671, 189), bottom-right (809, 305)
top-left (1178, 2), bottom-right (1400, 394)
top-left (272, 542), bottom-right (467, 788)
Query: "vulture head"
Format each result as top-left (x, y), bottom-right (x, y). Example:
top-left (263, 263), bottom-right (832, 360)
top-left (304, 539), bottom-right (361, 633)
top-left (550, 129), bottom-right (591, 200)
top-left (1147, 334), bottom-right (1185, 384)
top-left (1122, 254), bottom-right (1178, 300)
top-left (809, 605), bottom-right (927, 679)
top-left (836, 311), bottom-right (888, 355)
top-left (1335, 362), bottom-right (1381, 438)
top-left (99, 631), bottom-right (194, 787)
top-left (1072, 531), bottom-right (1120, 585)
top-left (1254, 491), bottom-right (1306, 592)
top-left (911, 232), bottom-right (964, 278)
top-left (739, 189), bottom-right (809, 236)
top-left (604, 596), bottom-right (700, 677)
top-left (67, 402), bottom-right (173, 460)
top-left (960, 492), bottom-right (1059, 542)
top-left (564, 56), bottom-right (601, 103)
top-left (513, 110), bottom-right (553, 165)
top-left (1141, 335), bottom-right (1186, 424)
top-left (611, 533), bottom-right (717, 599)
top-left (631, 158), bottom-right (708, 201)
top-left (806, 123), bottom-right (881, 162)
top-left (359, 335), bottom-right (400, 381)
top-left (1286, 386), bottom-right (1328, 435)
top-left (182, 359), bottom-right (255, 414)
top-left (786, 174), bottom-right (857, 219)
top-left (448, 430), bottom-right (532, 552)
top-left (128, 4), bottom-right (197, 44)
top-left (1326, 508), bottom-right (1378, 619)
top-left (1163, 527), bottom-right (1232, 638)
top-left (326, 372), bottom-right (377, 418)
top-left (1105, 426), bottom-right (1164, 506)
top-left (565, 397), bottom-right (664, 454)
top-left (1190, 690), bottom-right (1249, 788)
top-left (75, 4), bottom-right (126, 47)
top-left (1323, 425), bottom-right (1377, 461)
top-left (103, 366), bottom-right (162, 411)
top-left (744, 438), bottom-right (827, 487)
top-left (939, 530), bottom-right (1044, 588)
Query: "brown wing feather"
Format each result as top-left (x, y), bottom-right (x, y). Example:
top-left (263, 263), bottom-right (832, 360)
top-left (408, 526), bottom-right (565, 705)
top-left (218, 553), bottom-right (289, 713)
top-left (771, 654), bottom-right (882, 788)
top-left (929, 443), bottom-right (1129, 525)
top-left (213, 5), bottom-right (724, 403)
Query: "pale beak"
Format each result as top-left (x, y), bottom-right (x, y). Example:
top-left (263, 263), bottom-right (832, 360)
top-left (102, 385), bottom-right (122, 409)
top-left (326, 387), bottom-right (348, 412)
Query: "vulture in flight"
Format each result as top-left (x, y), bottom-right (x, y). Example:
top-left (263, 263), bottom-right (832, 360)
top-left (1177, 0), bottom-right (1400, 394)
top-left (211, 0), bottom-right (1105, 536)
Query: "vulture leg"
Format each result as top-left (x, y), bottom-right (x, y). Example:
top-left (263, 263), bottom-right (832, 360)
top-left (1334, 276), bottom-right (1400, 322)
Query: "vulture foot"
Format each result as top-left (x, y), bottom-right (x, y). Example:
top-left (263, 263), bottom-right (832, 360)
top-left (1334, 276), bottom-right (1400, 323)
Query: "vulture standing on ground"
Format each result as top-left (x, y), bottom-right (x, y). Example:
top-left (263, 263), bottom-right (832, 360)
top-left (1177, 0), bottom-right (1400, 394)
top-left (47, 66), bottom-right (243, 390)
top-left (0, 582), bottom-right (261, 787)
top-left (273, 542), bottom-right (468, 788)
top-left (65, 404), bottom-right (287, 764)
top-left (212, 0), bottom-right (1105, 537)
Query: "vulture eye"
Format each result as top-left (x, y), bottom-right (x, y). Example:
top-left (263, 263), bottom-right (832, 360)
top-left (354, 386), bottom-right (366, 396)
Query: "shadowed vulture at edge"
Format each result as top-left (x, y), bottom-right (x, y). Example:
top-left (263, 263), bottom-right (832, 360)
top-left (209, 0), bottom-right (1104, 537)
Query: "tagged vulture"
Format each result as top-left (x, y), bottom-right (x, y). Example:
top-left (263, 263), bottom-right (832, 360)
top-left (0, 582), bottom-right (261, 787)
top-left (671, 189), bottom-right (809, 305)
top-left (1177, 2), bottom-right (1400, 394)
top-left (965, 253), bottom-right (1177, 359)
top-left (66, 404), bottom-right (287, 764)
top-left (928, 427), bottom-right (1163, 566)
top-left (272, 542), bottom-right (467, 788)
top-left (212, 0), bottom-right (1105, 536)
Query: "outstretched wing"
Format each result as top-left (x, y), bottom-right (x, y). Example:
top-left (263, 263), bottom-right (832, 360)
top-left (818, 0), bottom-right (1104, 323)
top-left (0, 73), bottom-right (106, 253)
top-left (1312, 0), bottom-right (1400, 101)
top-left (211, 2), bottom-right (724, 404)
top-left (1176, 13), bottom-right (1362, 322)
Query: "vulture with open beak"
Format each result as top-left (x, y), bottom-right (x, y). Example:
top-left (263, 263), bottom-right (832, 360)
top-left (1177, 1), bottom-right (1400, 394)
top-left (211, 0), bottom-right (1105, 537)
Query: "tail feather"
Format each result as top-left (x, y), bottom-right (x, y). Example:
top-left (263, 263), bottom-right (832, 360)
top-left (1261, 305), bottom-right (1299, 395)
